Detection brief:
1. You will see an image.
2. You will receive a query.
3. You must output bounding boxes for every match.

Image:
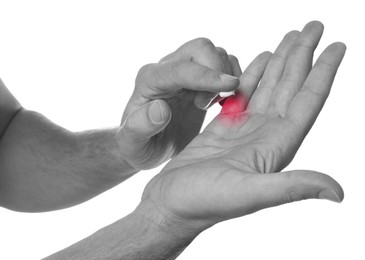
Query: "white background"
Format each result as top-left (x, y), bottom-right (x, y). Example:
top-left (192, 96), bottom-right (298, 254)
top-left (0, 0), bottom-right (364, 259)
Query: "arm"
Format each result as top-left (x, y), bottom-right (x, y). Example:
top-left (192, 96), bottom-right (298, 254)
top-left (0, 79), bottom-right (137, 212)
top-left (0, 39), bottom-right (240, 212)
top-left (44, 203), bottom-right (196, 260)
top-left (45, 21), bottom-right (345, 260)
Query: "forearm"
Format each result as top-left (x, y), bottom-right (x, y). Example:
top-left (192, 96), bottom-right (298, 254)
top-left (44, 203), bottom-right (198, 260)
top-left (0, 109), bottom-right (138, 212)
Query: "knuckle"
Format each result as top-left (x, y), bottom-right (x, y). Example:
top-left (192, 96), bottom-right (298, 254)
top-left (199, 65), bottom-right (212, 78)
top-left (281, 72), bottom-right (298, 84)
top-left (271, 52), bottom-right (286, 62)
top-left (281, 189), bottom-right (306, 204)
top-left (179, 38), bottom-right (214, 55)
top-left (291, 42), bottom-right (313, 54)
top-left (164, 59), bottom-right (184, 78)
top-left (136, 63), bottom-right (155, 81)
top-left (136, 63), bottom-right (156, 87)
top-left (189, 38), bottom-right (217, 57)
top-left (302, 87), bottom-right (327, 101)
top-left (317, 60), bottom-right (337, 72)
top-left (281, 190), bottom-right (303, 204)
top-left (193, 37), bottom-right (214, 48)
top-left (216, 47), bottom-right (228, 57)
top-left (228, 54), bottom-right (238, 62)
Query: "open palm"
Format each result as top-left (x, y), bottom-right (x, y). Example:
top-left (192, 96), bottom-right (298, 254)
top-left (142, 21), bottom-right (346, 230)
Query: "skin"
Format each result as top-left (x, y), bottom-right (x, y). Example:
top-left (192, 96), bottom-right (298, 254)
top-left (0, 40), bottom-right (238, 212)
top-left (140, 21), bottom-right (346, 233)
top-left (116, 38), bottom-right (242, 170)
top-left (0, 83), bottom-right (137, 212)
top-left (47, 21), bottom-right (346, 260)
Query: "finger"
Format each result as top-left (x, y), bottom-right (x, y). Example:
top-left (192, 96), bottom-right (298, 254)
top-left (269, 21), bottom-right (324, 116)
top-left (194, 91), bottom-right (221, 110)
top-left (238, 51), bottom-right (272, 107)
top-left (228, 55), bottom-right (242, 77)
top-left (159, 38), bottom-right (229, 110)
top-left (196, 52), bottom-right (243, 110)
top-left (287, 42), bottom-right (346, 135)
top-left (255, 170), bottom-right (343, 207)
top-left (160, 38), bottom-right (224, 71)
top-left (216, 47), bottom-right (232, 74)
top-left (235, 170), bottom-right (344, 217)
top-left (194, 47), bottom-right (233, 110)
top-left (116, 100), bottom-right (172, 168)
top-left (249, 30), bottom-right (300, 114)
top-left (198, 53), bottom-right (243, 110)
top-left (136, 61), bottom-right (239, 98)
top-left (207, 52), bottom-right (270, 111)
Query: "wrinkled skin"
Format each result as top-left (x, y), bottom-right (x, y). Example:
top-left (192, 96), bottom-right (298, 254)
top-left (117, 38), bottom-right (242, 170)
top-left (141, 21), bottom-right (346, 232)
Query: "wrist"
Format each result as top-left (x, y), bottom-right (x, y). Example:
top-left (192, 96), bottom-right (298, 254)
top-left (71, 127), bottom-right (138, 177)
top-left (127, 200), bottom-right (202, 260)
top-left (134, 199), bottom-right (208, 242)
top-left (46, 201), bottom-right (197, 260)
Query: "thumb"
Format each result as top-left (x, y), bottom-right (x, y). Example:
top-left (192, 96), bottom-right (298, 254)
top-left (116, 100), bottom-right (171, 166)
top-left (245, 170), bottom-right (344, 214)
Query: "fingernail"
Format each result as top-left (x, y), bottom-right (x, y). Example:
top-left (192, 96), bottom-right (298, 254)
top-left (149, 100), bottom-right (164, 124)
top-left (200, 94), bottom-right (219, 110)
top-left (318, 190), bottom-right (341, 203)
top-left (219, 74), bottom-right (238, 82)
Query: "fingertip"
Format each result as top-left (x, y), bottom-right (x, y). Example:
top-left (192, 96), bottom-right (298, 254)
top-left (250, 51), bottom-right (272, 68)
top-left (228, 54), bottom-right (239, 63)
top-left (318, 189), bottom-right (343, 203)
top-left (262, 170), bottom-right (344, 206)
top-left (300, 21), bottom-right (324, 42)
top-left (320, 42), bottom-right (347, 64)
top-left (307, 20), bottom-right (324, 31)
top-left (219, 74), bottom-right (240, 87)
top-left (323, 175), bottom-right (344, 203)
top-left (332, 41), bottom-right (347, 54)
top-left (291, 170), bottom-right (344, 203)
top-left (261, 50), bottom-right (273, 56)
top-left (323, 172), bottom-right (344, 202)
top-left (238, 51), bottom-right (271, 82)
top-left (338, 186), bottom-right (345, 202)
top-left (257, 51), bottom-right (273, 63)
top-left (216, 46), bottom-right (228, 56)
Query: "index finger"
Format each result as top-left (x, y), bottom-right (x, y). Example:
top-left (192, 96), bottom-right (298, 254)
top-left (136, 60), bottom-right (239, 98)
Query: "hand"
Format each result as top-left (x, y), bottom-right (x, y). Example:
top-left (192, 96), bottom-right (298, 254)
top-left (140, 21), bottom-right (346, 234)
top-left (117, 38), bottom-right (242, 170)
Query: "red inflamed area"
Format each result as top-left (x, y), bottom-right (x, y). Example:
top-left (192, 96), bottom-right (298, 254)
top-left (218, 92), bottom-right (248, 126)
